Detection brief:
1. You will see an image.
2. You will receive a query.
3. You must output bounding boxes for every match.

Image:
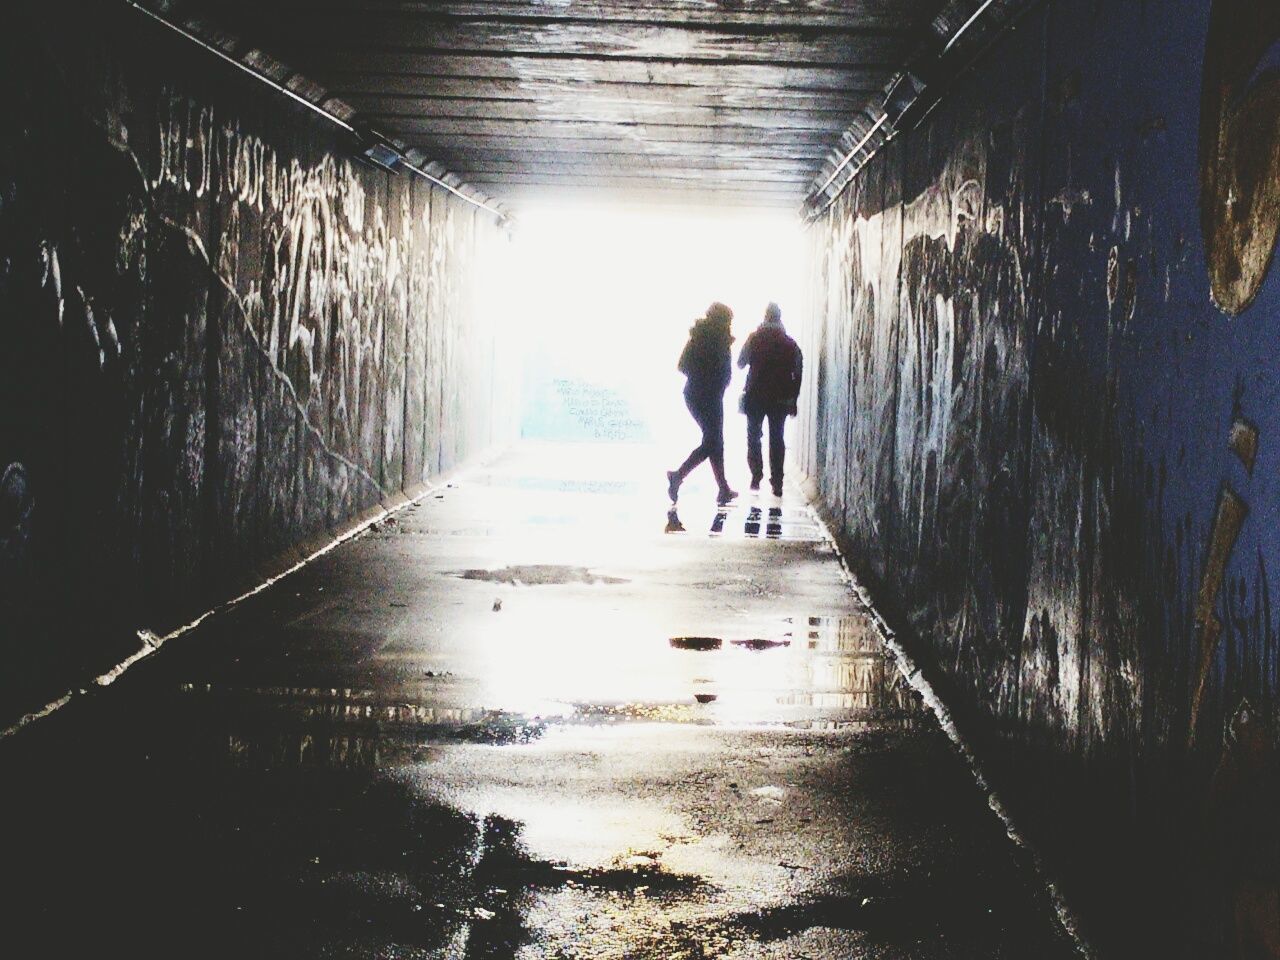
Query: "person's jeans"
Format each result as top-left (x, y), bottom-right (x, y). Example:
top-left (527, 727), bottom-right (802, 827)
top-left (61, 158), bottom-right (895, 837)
top-left (746, 405), bottom-right (787, 490)
top-left (675, 394), bottom-right (729, 490)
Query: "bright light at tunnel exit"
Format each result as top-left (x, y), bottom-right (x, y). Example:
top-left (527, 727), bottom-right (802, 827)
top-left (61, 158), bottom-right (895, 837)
top-left (505, 203), bottom-right (808, 459)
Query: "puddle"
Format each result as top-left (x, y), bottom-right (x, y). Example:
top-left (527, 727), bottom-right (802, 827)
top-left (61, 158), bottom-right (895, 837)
top-left (566, 702), bottom-right (715, 723)
top-left (660, 617), bottom-right (924, 728)
top-left (167, 615), bottom-right (924, 778)
top-left (730, 638), bottom-right (790, 651)
top-left (669, 636), bottom-right (723, 651)
top-left (10, 750), bottom-right (705, 956)
top-left (176, 683), bottom-right (548, 762)
top-left (453, 565), bottom-right (628, 585)
top-left (669, 636), bottom-right (791, 652)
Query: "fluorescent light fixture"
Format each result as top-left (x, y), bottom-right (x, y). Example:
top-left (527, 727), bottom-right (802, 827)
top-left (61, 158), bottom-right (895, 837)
top-left (353, 126), bottom-right (404, 173)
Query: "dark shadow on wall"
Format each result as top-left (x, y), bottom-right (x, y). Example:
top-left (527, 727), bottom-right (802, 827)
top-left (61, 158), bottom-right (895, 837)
top-left (0, 0), bottom-right (515, 726)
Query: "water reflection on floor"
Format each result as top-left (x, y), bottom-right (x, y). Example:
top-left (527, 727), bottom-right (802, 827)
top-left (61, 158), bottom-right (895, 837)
top-left (172, 613), bottom-right (922, 774)
top-left (664, 504), bottom-right (820, 541)
top-left (0, 443), bottom-right (1074, 959)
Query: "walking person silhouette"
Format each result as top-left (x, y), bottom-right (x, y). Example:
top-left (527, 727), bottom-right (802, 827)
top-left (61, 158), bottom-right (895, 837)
top-left (737, 302), bottom-right (803, 497)
top-left (667, 302), bottom-right (738, 505)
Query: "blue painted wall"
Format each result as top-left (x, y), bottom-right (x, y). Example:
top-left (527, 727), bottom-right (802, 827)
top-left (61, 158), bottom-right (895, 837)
top-left (800, 1), bottom-right (1280, 954)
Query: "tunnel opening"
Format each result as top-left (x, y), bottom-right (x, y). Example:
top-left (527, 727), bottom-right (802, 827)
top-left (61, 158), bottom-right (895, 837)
top-left (506, 202), bottom-right (807, 476)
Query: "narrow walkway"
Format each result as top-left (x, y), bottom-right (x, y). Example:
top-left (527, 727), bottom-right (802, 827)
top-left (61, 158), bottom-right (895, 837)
top-left (1, 443), bottom-right (1076, 959)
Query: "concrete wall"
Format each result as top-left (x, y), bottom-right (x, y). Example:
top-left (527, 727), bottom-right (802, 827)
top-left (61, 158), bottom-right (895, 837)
top-left (0, 2), bottom-right (518, 725)
top-left (799, 1), bottom-right (1280, 955)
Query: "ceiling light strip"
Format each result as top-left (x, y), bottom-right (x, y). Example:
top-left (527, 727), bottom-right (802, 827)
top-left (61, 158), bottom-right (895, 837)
top-left (813, 112), bottom-right (889, 199)
top-left (125, 0), bottom-right (355, 132)
top-left (942, 0), bottom-right (1001, 55)
top-left (400, 160), bottom-right (508, 221)
top-left (807, 0), bottom-right (1011, 217)
top-left (124, 0), bottom-right (506, 222)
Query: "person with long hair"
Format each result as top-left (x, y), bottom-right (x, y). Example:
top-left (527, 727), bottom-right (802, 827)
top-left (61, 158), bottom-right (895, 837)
top-left (667, 302), bottom-right (738, 505)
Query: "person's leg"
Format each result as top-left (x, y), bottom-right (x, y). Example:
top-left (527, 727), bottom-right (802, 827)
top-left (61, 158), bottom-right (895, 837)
top-left (710, 446), bottom-right (728, 491)
top-left (669, 396), bottom-right (711, 501)
top-left (674, 440), bottom-right (709, 479)
top-left (768, 408), bottom-right (786, 495)
top-left (679, 401), bottom-right (718, 475)
top-left (746, 406), bottom-right (765, 489)
top-left (705, 404), bottom-right (737, 503)
top-left (672, 398), bottom-right (735, 503)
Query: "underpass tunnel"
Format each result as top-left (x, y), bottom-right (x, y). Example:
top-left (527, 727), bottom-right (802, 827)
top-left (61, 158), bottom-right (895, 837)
top-left (3, 1), bottom-right (1280, 958)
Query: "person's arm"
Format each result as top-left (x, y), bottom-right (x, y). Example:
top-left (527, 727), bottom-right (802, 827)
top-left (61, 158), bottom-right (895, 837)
top-left (737, 332), bottom-right (754, 369)
top-left (788, 344), bottom-right (804, 416)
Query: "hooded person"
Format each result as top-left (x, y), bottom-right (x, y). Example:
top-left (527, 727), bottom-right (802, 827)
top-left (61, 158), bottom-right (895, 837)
top-left (667, 302), bottom-right (738, 505)
top-left (737, 302), bottom-right (803, 497)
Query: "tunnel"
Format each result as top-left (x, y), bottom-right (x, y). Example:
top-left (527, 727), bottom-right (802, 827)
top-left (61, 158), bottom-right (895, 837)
top-left (2, 0), bottom-right (1279, 957)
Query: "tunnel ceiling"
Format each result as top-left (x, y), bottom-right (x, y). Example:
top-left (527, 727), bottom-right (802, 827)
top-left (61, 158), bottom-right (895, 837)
top-left (145, 0), bottom-right (948, 209)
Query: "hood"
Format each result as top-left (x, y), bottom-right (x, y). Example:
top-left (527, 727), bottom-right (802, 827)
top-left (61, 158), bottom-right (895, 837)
top-left (690, 316), bottom-right (734, 344)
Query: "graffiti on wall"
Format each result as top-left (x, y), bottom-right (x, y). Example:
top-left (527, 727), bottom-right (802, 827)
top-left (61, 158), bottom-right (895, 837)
top-left (896, 172), bottom-right (1032, 660)
top-left (0, 6), bottom-right (512, 724)
top-left (152, 92), bottom-right (387, 478)
top-left (1190, 0), bottom-right (1280, 742)
top-left (802, 0), bottom-right (1280, 953)
top-left (1200, 0), bottom-right (1280, 315)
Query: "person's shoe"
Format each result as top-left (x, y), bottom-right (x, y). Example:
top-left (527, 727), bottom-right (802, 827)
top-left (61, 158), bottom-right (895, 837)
top-left (666, 470), bottom-right (681, 503)
top-left (749, 478), bottom-right (761, 492)
top-left (771, 482), bottom-right (783, 497)
top-left (716, 487), bottom-right (739, 505)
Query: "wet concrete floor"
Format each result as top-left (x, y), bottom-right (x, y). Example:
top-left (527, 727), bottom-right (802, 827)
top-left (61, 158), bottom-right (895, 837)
top-left (0, 442), bottom-right (1078, 958)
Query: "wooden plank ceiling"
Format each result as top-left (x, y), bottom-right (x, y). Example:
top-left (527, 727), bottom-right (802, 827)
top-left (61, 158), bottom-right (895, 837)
top-left (159, 0), bottom-right (944, 209)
